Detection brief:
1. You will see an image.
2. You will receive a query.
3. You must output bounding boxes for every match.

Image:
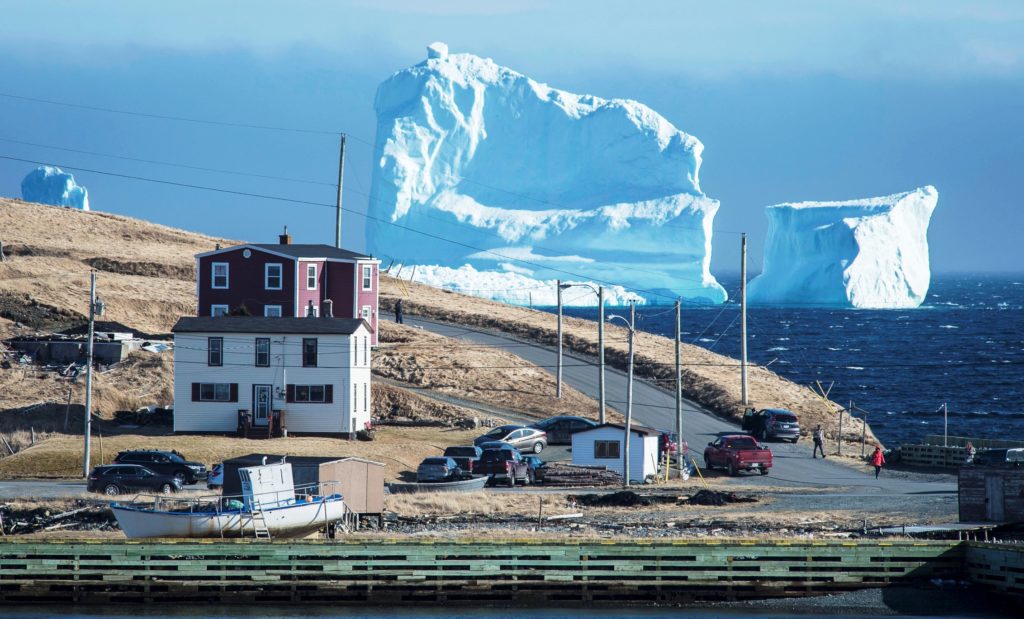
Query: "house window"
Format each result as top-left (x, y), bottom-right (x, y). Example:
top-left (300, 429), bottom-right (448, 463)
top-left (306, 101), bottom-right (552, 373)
top-left (211, 304), bottom-right (229, 317)
top-left (361, 265), bottom-right (372, 290)
top-left (361, 305), bottom-right (371, 321)
top-left (255, 338), bottom-right (270, 367)
top-left (594, 440), bottom-right (620, 459)
top-left (306, 264), bottom-right (317, 290)
top-left (353, 383), bottom-right (358, 412)
top-left (302, 338), bottom-right (317, 367)
top-left (265, 263), bottom-right (283, 290)
top-left (363, 335), bottom-right (368, 365)
top-left (208, 337), bottom-right (223, 366)
top-left (199, 383), bottom-right (231, 402)
top-left (294, 385), bottom-right (327, 403)
top-left (353, 336), bottom-right (359, 366)
top-left (212, 262), bottom-right (229, 289)
top-left (305, 304), bottom-right (318, 317)
top-left (263, 305), bottom-right (282, 318)
top-left (363, 383), bottom-right (368, 412)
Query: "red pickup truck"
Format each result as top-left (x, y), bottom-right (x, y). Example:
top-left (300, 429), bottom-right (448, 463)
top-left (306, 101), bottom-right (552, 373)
top-left (703, 435), bottom-right (772, 476)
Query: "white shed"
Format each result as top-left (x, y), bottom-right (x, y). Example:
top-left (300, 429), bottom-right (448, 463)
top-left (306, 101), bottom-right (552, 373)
top-left (571, 423), bottom-right (661, 482)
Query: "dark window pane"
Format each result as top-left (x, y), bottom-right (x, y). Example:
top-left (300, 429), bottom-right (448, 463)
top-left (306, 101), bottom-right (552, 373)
top-left (310, 385), bottom-right (325, 402)
top-left (302, 338), bottom-right (318, 367)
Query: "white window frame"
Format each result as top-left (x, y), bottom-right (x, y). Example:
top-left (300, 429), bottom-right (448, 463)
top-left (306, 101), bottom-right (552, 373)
top-left (210, 304), bottom-right (229, 317)
top-left (305, 304), bottom-right (318, 317)
top-left (263, 305), bottom-right (282, 317)
top-left (353, 336), bottom-right (359, 366)
top-left (211, 262), bottom-right (229, 289)
top-left (293, 384), bottom-right (327, 403)
top-left (361, 305), bottom-right (372, 321)
top-left (264, 263), bottom-right (283, 290)
top-left (199, 383), bottom-right (232, 402)
top-left (361, 265), bottom-right (373, 290)
top-left (306, 264), bottom-right (317, 290)
top-left (363, 335), bottom-right (368, 366)
top-left (363, 382), bottom-right (368, 412)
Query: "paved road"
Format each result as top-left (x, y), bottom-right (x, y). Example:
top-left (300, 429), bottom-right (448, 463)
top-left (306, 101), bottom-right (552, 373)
top-left (0, 479), bottom-right (209, 499)
top-left (396, 314), bottom-right (955, 497)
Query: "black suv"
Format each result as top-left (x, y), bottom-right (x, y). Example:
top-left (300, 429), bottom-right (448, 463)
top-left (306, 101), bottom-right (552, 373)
top-left (88, 464), bottom-right (183, 496)
top-left (114, 450), bottom-right (207, 484)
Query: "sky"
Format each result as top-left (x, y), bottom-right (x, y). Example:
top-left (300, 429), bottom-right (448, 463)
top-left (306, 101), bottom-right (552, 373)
top-left (0, 0), bottom-right (1022, 276)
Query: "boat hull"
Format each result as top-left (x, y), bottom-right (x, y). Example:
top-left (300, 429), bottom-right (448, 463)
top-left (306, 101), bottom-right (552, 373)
top-left (386, 475), bottom-right (489, 494)
top-left (111, 499), bottom-right (348, 539)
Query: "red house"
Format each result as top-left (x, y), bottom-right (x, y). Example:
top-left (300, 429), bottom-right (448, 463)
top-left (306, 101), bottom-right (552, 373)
top-left (195, 230), bottom-right (381, 345)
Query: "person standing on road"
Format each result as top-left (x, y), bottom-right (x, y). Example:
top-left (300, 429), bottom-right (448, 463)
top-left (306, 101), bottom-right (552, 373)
top-left (871, 445), bottom-right (885, 478)
top-left (394, 299), bottom-right (404, 324)
top-left (812, 425), bottom-right (826, 459)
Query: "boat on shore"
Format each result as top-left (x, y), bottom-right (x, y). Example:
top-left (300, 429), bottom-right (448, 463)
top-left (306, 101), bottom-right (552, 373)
top-left (386, 475), bottom-right (489, 494)
top-left (111, 461), bottom-right (354, 538)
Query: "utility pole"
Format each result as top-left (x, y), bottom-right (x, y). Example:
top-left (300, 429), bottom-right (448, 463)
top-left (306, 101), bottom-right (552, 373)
top-left (624, 302), bottom-right (635, 486)
top-left (83, 271), bottom-right (104, 478)
top-left (335, 134), bottom-right (346, 249)
top-left (556, 280), bottom-right (563, 399)
top-left (740, 233), bottom-right (749, 405)
top-left (597, 286), bottom-right (605, 425)
top-left (675, 297), bottom-right (683, 474)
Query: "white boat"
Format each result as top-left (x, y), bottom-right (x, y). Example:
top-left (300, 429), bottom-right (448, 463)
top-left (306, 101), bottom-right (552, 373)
top-left (111, 461), bottom-right (354, 539)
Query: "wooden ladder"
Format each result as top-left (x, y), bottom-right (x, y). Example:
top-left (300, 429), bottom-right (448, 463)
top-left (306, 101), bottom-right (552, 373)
top-left (250, 509), bottom-right (272, 540)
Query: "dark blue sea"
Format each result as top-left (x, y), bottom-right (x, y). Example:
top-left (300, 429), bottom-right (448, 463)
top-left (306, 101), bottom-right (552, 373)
top-left (557, 273), bottom-right (1024, 447)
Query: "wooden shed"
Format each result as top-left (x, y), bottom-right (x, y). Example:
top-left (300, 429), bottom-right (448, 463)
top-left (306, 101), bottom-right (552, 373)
top-left (958, 466), bottom-right (1024, 523)
top-left (221, 454), bottom-right (385, 516)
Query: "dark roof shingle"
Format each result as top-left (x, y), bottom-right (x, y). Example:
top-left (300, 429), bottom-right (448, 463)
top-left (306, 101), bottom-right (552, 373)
top-left (172, 316), bottom-right (367, 335)
top-left (250, 244), bottom-right (371, 261)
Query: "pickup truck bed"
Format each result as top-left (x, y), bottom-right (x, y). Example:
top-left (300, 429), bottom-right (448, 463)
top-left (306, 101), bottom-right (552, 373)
top-left (703, 435), bottom-right (772, 476)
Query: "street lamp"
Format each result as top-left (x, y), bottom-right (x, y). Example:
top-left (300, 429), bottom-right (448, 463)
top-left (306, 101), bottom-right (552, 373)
top-left (558, 282), bottom-right (606, 424)
top-left (607, 302), bottom-right (635, 487)
top-left (83, 271), bottom-right (105, 478)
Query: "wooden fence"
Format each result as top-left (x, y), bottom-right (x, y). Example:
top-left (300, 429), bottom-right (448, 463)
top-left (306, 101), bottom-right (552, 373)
top-left (965, 542), bottom-right (1024, 599)
top-left (0, 539), bottom-right (964, 604)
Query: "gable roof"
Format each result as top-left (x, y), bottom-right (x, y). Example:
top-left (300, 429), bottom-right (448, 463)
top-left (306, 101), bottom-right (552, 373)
top-left (172, 316), bottom-right (367, 335)
top-left (196, 243), bottom-right (375, 262)
top-left (575, 423), bottom-right (662, 437)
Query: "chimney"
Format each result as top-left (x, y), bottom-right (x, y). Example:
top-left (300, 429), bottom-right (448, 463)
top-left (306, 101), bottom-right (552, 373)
top-left (322, 299), bottom-right (333, 318)
top-left (279, 226), bottom-right (291, 245)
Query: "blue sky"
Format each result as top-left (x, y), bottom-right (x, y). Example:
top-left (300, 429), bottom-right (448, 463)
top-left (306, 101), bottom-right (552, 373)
top-left (0, 1), bottom-right (1021, 274)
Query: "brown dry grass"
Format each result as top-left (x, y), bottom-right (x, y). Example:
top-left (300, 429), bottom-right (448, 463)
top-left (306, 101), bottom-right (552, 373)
top-left (379, 275), bottom-right (879, 450)
top-left (0, 425), bottom-right (479, 481)
top-left (376, 321), bottom-right (620, 423)
top-left (0, 198), bottom-right (231, 335)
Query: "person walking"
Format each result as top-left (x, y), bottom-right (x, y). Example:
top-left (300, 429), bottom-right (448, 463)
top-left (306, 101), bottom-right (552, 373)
top-left (871, 445), bottom-right (885, 479)
top-left (394, 299), bottom-right (404, 324)
top-left (812, 425), bottom-right (826, 458)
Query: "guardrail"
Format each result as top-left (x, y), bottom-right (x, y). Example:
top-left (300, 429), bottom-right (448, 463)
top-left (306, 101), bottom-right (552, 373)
top-left (0, 539), bottom-right (965, 603)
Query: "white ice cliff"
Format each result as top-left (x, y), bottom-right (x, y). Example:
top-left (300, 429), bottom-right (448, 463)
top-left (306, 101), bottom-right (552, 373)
top-left (367, 42), bottom-right (726, 306)
top-left (748, 186), bottom-right (938, 308)
top-left (21, 166), bottom-right (89, 211)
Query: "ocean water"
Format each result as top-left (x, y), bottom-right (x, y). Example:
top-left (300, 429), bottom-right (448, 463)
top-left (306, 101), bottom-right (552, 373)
top-left (558, 274), bottom-right (1024, 447)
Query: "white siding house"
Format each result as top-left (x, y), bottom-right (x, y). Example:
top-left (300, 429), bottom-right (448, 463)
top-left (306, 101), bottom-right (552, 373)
top-left (172, 316), bottom-right (372, 436)
top-left (571, 424), bottom-right (660, 482)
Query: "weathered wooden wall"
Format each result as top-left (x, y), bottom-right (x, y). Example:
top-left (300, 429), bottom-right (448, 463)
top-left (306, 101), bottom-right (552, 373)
top-left (959, 467), bottom-right (1024, 522)
top-left (965, 542), bottom-right (1024, 600)
top-left (0, 539), bottom-right (963, 604)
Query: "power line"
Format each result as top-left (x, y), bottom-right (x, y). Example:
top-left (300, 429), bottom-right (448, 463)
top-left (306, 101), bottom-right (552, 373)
top-left (0, 91), bottom-right (340, 136)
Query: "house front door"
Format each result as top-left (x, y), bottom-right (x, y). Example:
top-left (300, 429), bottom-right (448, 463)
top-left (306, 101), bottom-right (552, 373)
top-left (253, 385), bottom-right (272, 427)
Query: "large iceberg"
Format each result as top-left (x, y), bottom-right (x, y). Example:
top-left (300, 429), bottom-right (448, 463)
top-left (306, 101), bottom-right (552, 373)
top-left (21, 166), bottom-right (89, 211)
top-left (367, 42), bottom-right (726, 306)
top-left (748, 186), bottom-right (938, 308)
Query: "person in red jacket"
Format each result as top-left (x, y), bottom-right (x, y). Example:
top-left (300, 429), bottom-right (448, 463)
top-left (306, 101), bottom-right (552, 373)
top-left (871, 445), bottom-right (885, 478)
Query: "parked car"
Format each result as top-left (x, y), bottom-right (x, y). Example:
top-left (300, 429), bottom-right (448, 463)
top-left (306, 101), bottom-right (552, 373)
top-left (973, 448), bottom-right (1024, 467)
top-left (443, 446), bottom-right (484, 476)
top-left (741, 408), bottom-right (801, 443)
top-left (87, 464), bottom-right (183, 496)
top-left (703, 434), bottom-right (773, 476)
top-left (476, 448), bottom-right (531, 486)
top-left (528, 416), bottom-right (599, 445)
top-left (659, 432), bottom-right (680, 462)
top-left (114, 450), bottom-right (207, 484)
top-left (521, 455), bottom-right (547, 484)
top-left (206, 463), bottom-right (224, 489)
top-left (417, 457), bottom-right (464, 483)
top-left (474, 425), bottom-right (547, 454)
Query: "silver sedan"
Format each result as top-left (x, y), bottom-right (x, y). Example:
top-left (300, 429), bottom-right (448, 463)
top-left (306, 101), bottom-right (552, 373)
top-left (474, 425), bottom-right (548, 454)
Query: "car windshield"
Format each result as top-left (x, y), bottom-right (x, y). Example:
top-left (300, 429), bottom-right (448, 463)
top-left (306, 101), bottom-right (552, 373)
top-left (421, 458), bottom-right (449, 466)
top-left (485, 427), bottom-right (513, 438)
top-left (727, 438), bottom-right (758, 449)
top-left (481, 450), bottom-right (513, 462)
top-left (775, 414), bottom-right (798, 423)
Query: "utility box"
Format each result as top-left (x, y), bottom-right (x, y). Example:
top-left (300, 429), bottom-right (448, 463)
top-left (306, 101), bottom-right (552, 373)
top-left (958, 466), bottom-right (1024, 523)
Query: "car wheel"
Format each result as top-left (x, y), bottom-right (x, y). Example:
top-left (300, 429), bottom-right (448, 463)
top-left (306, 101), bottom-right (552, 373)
top-left (173, 471), bottom-right (188, 484)
top-left (508, 474), bottom-right (515, 488)
top-left (727, 462), bottom-right (737, 477)
top-left (759, 468), bottom-right (770, 475)
top-left (527, 471), bottom-right (535, 485)
top-left (104, 484), bottom-right (120, 496)
top-left (532, 442), bottom-right (544, 454)
top-left (790, 437), bottom-right (799, 443)
top-left (703, 456), bottom-right (712, 470)
top-left (160, 483), bottom-right (173, 494)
